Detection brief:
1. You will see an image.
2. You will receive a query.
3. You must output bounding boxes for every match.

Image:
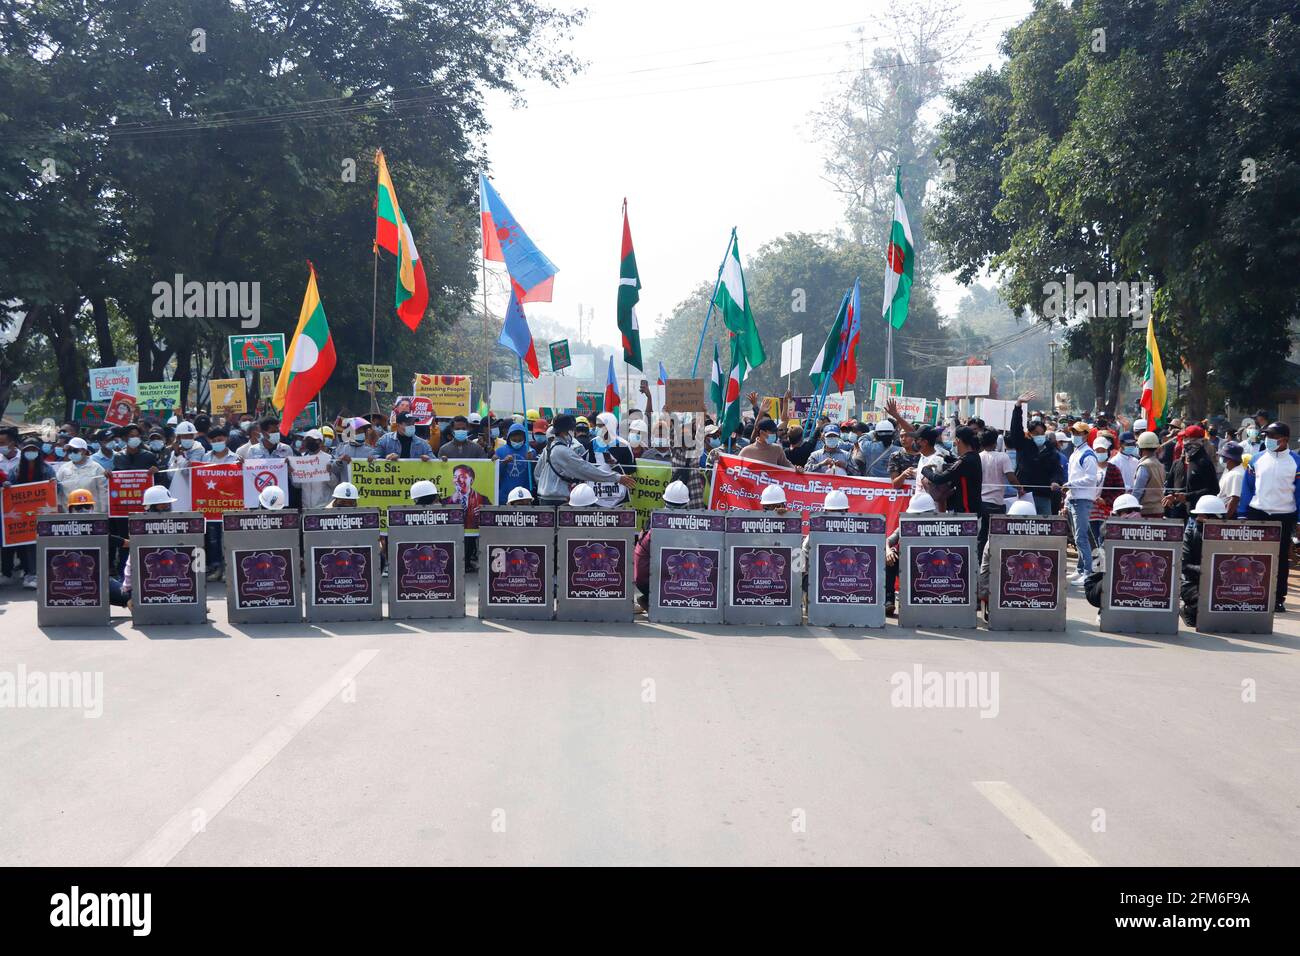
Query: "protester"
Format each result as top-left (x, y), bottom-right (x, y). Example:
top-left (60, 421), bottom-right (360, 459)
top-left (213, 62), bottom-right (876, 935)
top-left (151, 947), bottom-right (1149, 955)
top-left (1217, 441), bottom-right (1246, 515)
top-left (1063, 421), bottom-right (1101, 584)
top-left (66, 488), bottom-right (96, 514)
top-left (294, 429), bottom-right (334, 511)
top-left (976, 427), bottom-right (1020, 556)
top-left (496, 422), bottom-right (536, 502)
top-left (884, 492), bottom-right (938, 616)
top-left (1132, 431), bottom-right (1167, 517)
top-left (925, 425), bottom-right (982, 515)
top-left (805, 426), bottom-right (853, 476)
top-left (741, 419), bottom-right (795, 468)
top-left (7, 437), bottom-right (55, 588)
top-left (326, 482), bottom-right (360, 508)
top-left (535, 414), bottom-right (633, 507)
top-left (109, 484), bottom-right (177, 607)
top-left (1162, 424), bottom-right (1218, 520)
top-left (759, 483), bottom-right (788, 513)
top-left (507, 486), bottom-right (534, 506)
top-left (238, 417), bottom-right (292, 461)
top-left (633, 479), bottom-right (691, 610)
top-left (568, 483), bottom-right (598, 508)
top-left (1178, 495), bottom-right (1228, 627)
top-left (257, 485), bottom-right (287, 510)
top-left (1237, 421), bottom-right (1300, 612)
top-left (587, 411), bottom-right (637, 507)
top-left (1088, 438), bottom-right (1127, 546)
top-left (439, 415), bottom-right (485, 460)
top-left (90, 430), bottom-right (116, 474)
top-left (854, 419), bottom-right (896, 479)
top-left (54, 436), bottom-right (108, 512)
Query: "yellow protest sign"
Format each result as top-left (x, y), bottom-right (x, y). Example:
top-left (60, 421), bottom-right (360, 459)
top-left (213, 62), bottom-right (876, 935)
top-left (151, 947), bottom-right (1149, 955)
top-left (412, 374), bottom-right (471, 418)
top-left (347, 458), bottom-right (496, 534)
top-left (209, 377), bottom-right (247, 413)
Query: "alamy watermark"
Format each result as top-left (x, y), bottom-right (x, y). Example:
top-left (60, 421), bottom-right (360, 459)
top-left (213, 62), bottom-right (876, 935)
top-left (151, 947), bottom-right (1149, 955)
top-left (890, 664), bottom-right (999, 718)
top-left (0, 664), bottom-right (102, 718)
top-left (1042, 274), bottom-right (1153, 323)
top-left (152, 273), bottom-right (260, 328)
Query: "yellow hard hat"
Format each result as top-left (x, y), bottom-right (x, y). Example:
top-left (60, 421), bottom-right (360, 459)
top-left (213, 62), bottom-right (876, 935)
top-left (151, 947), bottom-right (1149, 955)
top-left (526, 408), bottom-right (539, 421)
top-left (320, 425), bottom-right (335, 438)
top-left (67, 489), bottom-right (95, 507)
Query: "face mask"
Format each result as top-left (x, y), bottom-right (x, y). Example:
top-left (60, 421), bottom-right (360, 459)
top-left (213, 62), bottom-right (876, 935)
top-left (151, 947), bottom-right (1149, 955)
top-left (89, 442), bottom-right (100, 452)
top-left (24, 450), bottom-right (38, 461)
top-left (593, 439), bottom-right (609, 454)
top-left (1247, 429), bottom-right (1259, 440)
top-left (70, 506), bottom-right (93, 514)
top-left (1122, 446), bottom-right (1138, 458)
top-left (241, 421), bottom-right (253, 432)
top-left (825, 437), bottom-right (841, 449)
top-left (211, 441), bottom-right (226, 454)
top-left (148, 440), bottom-right (163, 452)
top-left (1265, 437), bottom-right (1280, 452)
top-left (941, 441), bottom-right (953, 451)
top-left (54, 446), bottom-right (66, 458)
top-left (41, 443), bottom-right (52, 454)
top-left (0, 446), bottom-right (11, 458)
top-left (708, 438), bottom-right (721, 448)
top-left (1033, 434), bottom-right (1048, 447)
top-left (293, 440), bottom-right (304, 450)
top-left (509, 438), bottom-right (525, 449)
top-left (267, 432), bottom-right (281, 444)
top-left (68, 451), bottom-right (83, 463)
top-left (1183, 440), bottom-right (1203, 456)
top-left (181, 438), bottom-right (195, 450)
top-left (1071, 436), bottom-right (1085, 448)
top-left (490, 428), bottom-right (499, 440)
top-left (305, 441), bottom-right (320, 453)
top-left (453, 430), bottom-right (468, 442)
top-left (766, 434), bottom-right (779, 445)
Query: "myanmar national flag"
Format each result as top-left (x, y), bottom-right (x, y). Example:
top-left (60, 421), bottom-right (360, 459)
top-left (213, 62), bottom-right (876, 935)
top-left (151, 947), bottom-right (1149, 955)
top-left (715, 232), bottom-right (766, 369)
top-left (718, 337), bottom-right (748, 444)
top-left (617, 200), bottom-right (644, 370)
top-left (273, 263), bottom-right (337, 434)
top-left (1140, 315), bottom-right (1168, 430)
top-left (604, 354), bottom-right (621, 415)
top-left (809, 278), bottom-right (862, 394)
top-left (882, 168), bottom-right (914, 330)
top-left (375, 150), bottom-right (429, 330)
top-left (709, 342), bottom-right (723, 415)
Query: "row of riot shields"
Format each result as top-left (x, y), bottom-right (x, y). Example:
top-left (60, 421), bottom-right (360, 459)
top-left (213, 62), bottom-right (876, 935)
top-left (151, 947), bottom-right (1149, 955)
top-left (34, 507), bottom-right (1279, 635)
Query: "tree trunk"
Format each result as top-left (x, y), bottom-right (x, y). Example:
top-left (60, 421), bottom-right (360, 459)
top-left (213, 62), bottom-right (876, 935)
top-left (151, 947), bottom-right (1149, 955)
top-left (1185, 356), bottom-right (1209, 421)
top-left (1102, 322), bottom-right (1127, 415)
top-left (1089, 347), bottom-right (1110, 415)
top-left (0, 305), bottom-right (42, 419)
top-left (91, 294), bottom-right (116, 367)
top-left (42, 298), bottom-right (90, 423)
top-left (175, 347), bottom-right (193, 414)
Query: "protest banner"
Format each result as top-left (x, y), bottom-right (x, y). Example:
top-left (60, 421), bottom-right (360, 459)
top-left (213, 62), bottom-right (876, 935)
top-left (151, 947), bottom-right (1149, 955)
top-left (348, 458), bottom-right (496, 534)
top-left (108, 469), bottom-right (152, 517)
top-left (664, 378), bottom-right (707, 412)
top-left (708, 454), bottom-right (911, 534)
top-left (412, 374), bottom-right (471, 417)
top-left (870, 379), bottom-right (904, 405)
top-left (104, 391), bottom-right (137, 427)
top-left (89, 364), bottom-right (138, 401)
top-left (2, 480), bottom-right (57, 546)
top-left (209, 377), bottom-right (248, 413)
top-left (71, 401), bottom-right (109, 428)
top-left (357, 364), bottom-right (393, 391)
top-left (576, 391), bottom-right (604, 419)
top-left (228, 333), bottom-right (286, 371)
top-left (628, 457), bottom-right (673, 531)
top-left (136, 381), bottom-right (181, 414)
top-left (548, 339), bottom-right (571, 372)
top-left (241, 458), bottom-right (289, 510)
top-left (945, 365), bottom-right (992, 398)
top-left (288, 455), bottom-right (332, 485)
top-left (291, 401), bottom-right (320, 430)
top-left (185, 462), bottom-right (246, 519)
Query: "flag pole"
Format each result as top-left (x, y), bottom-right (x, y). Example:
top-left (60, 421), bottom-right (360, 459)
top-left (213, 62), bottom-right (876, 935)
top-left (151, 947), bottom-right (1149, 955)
top-left (518, 354), bottom-right (527, 421)
top-left (481, 257), bottom-right (490, 413)
top-left (690, 227), bottom-right (736, 378)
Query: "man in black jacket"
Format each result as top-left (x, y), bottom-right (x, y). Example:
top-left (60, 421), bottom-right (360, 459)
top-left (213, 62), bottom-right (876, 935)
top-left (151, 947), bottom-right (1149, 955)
top-left (1163, 425), bottom-right (1219, 520)
top-left (1006, 391), bottom-right (1065, 515)
top-left (925, 425), bottom-right (983, 514)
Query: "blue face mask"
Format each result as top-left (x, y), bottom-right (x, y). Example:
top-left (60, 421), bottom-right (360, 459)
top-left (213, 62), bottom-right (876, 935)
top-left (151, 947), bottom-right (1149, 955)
top-left (41, 443), bottom-right (52, 454)
top-left (54, 446), bottom-right (66, 458)
top-left (1266, 437), bottom-right (1280, 452)
top-left (402, 426), bottom-right (415, 438)
top-left (1032, 434), bottom-right (1048, 447)
top-left (89, 442), bottom-right (100, 452)
top-left (592, 439), bottom-right (609, 454)
top-left (708, 438), bottom-right (721, 448)
top-left (766, 434), bottom-right (779, 445)
top-left (1122, 446), bottom-right (1138, 458)
top-left (1071, 436), bottom-right (1085, 448)
top-left (68, 452), bottom-right (83, 463)
top-left (453, 429), bottom-right (468, 442)
top-left (490, 428), bottom-right (499, 440)
top-left (211, 441), bottom-right (226, 453)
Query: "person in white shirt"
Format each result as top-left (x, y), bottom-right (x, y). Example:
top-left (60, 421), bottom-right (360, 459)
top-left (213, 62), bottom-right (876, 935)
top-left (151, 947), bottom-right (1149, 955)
top-left (1239, 421), bottom-right (1300, 611)
top-left (54, 436), bottom-right (108, 511)
top-left (1063, 421), bottom-right (1101, 583)
top-left (1217, 441), bottom-right (1246, 515)
top-left (977, 427), bottom-right (1021, 559)
top-left (1112, 432), bottom-right (1139, 491)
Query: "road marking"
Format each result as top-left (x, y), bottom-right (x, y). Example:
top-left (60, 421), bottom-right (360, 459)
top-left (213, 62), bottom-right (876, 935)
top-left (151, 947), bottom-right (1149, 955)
top-left (481, 620), bottom-right (527, 635)
top-left (973, 780), bottom-right (1100, 867)
top-left (815, 635), bottom-right (863, 661)
top-left (123, 649), bottom-right (380, 867)
top-left (640, 621), bottom-right (705, 640)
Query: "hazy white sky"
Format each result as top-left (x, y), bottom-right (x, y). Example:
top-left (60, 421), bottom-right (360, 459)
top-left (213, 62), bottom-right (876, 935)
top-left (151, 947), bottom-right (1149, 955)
top-left (482, 0), bottom-right (1034, 353)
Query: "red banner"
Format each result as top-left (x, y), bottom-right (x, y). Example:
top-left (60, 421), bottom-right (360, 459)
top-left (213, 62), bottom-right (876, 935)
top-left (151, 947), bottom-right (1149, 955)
top-left (708, 453), bottom-right (912, 533)
top-left (190, 462), bottom-right (245, 520)
top-left (2, 480), bottom-right (57, 546)
top-left (108, 469), bottom-right (152, 517)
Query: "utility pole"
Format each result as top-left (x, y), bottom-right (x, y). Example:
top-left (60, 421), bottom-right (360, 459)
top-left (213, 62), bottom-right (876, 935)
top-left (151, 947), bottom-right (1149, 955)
top-left (1048, 341), bottom-right (1058, 412)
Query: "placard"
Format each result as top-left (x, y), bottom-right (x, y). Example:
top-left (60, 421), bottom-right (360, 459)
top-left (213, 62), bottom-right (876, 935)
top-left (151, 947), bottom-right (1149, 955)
top-left (104, 391), bottom-right (137, 428)
top-left (882, 395), bottom-right (927, 420)
top-left (108, 469), bottom-right (152, 517)
top-left (291, 401), bottom-right (320, 430)
top-left (779, 334), bottom-right (803, 378)
top-left (258, 370), bottom-right (277, 396)
top-left (228, 333), bottom-right (286, 372)
top-left (548, 339), bottom-right (572, 372)
top-left (977, 398), bottom-right (1016, 431)
top-left (870, 379), bottom-right (904, 405)
top-left (348, 458), bottom-right (496, 533)
top-left (945, 365), bottom-right (992, 398)
top-left (664, 378), bottom-right (707, 412)
top-left (89, 364), bottom-right (138, 401)
top-left (288, 455), bottom-right (332, 485)
top-left (71, 401), bottom-right (109, 428)
top-left (412, 374), bottom-right (471, 418)
top-left (136, 381), bottom-right (181, 413)
top-left (2, 480), bottom-right (57, 547)
top-left (576, 391), bottom-right (604, 419)
top-left (209, 377), bottom-right (248, 413)
top-left (1109, 547), bottom-right (1175, 611)
top-left (357, 364), bottom-right (393, 391)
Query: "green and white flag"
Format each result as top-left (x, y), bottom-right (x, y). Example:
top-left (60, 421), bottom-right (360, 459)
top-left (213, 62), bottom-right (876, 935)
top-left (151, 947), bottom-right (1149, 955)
top-left (718, 338), bottom-right (748, 444)
top-left (709, 341), bottom-right (723, 415)
top-left (882, 168), bottom-right (914, 330)
top-left (715, 232), bottom-right (766, 369)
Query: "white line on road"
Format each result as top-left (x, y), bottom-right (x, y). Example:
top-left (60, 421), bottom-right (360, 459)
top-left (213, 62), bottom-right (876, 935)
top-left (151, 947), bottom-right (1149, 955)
top-left (973, 780), bottom-right (1100, 867)
top-left (639, 621), bottom-right (705, 640)
top-left (123, 649), bottom-right (381, 867)
top-left (807, 627), bottom-right (864, 661)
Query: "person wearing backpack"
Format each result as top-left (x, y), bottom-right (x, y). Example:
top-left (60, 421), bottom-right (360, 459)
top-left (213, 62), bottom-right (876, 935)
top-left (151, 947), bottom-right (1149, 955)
top-left (534, 413), bottom-right (634, 507)
top-left (1063, 421), bottom-right (1100, 585)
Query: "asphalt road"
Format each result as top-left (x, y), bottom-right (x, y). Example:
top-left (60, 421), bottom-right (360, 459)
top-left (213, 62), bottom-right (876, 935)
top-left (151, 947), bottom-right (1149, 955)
top-left (2, 579), bottom-right (1297, 867)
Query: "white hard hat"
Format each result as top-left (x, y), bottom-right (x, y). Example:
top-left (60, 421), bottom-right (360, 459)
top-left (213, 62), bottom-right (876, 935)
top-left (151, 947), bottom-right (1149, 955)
top-left (174, 420), bottom-right (197, 436)
top-left (507, 486), bottom-right (534, 504)
top-left (760, 484), bottom-right (786, 506)
top-left (664, 480), bottom-right (690, 506)
top-left (166, 415), bottom-right (178, 425)
top-left (67, 436), bottom-right (89, 450)
top-left (568, 483), bottom-right (597, 507)
top-left (468, 412), bottom-right (482, 424)
top-left (906, 492), bottom-right (936, 513)
top-left (142, 485), bottom-right (177, 507)
top-left (304, 428), bottom-right (324, 441)
top-left (258, 485), bottom-right (287, 510)
top-left (1192, 495), bottom-right (1227, 516)
top-left (873, 419), bottom-right (895, 433)
top-left (823, 489), bottom-right (850, 511)
top-left (1092, 437), bottom-right (1111, 451)
top-left (410, 479), bottom-right (438, 501)
top-left (332, 482), bottom-right (359, 501)
top-left (1007, 500), bottom-right (1037, 516)
top-left (1112, 493), bottom-right (1141, 513)
top-left (1133, 418), bottom-right (1148, 432)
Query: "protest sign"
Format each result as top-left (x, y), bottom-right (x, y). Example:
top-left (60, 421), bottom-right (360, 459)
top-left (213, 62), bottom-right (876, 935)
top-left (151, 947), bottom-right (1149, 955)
top-left (228, 333), bottom-right (286, 371)
top-left (357, 364), bottom-right (393, 391)
top-left (885, 395), bottom-right (928, 421)
top-left (291, 401), bottom-right (320, 430)
top-left (288, 455), bottom-right (332, 485)
top-left (664, 378), bottom-right (707, 413)
top-left (348, 458), bottom-right (496, 534)
top-left (184, 462), bottom-right (246, 519)
top-left (241, 458), bottom-right (289, 510)
top-left (209, 377), bottom-right (248, 413)
top-left (136, 381), bottom-right (181, 414)
top-left (413, 374), bottom-right (471, 417)
top-left (822, 391), bottom-right (856, 421)
top-left (628, 457), bottom-right (673, 531)
top-left (489, 382), bottom-right (522, 416)
top-left (708, 454), bottom-right (910, 534)
top-left (870, 379), bottom-right (904, 405)
top-left (104, 391), bottom-right (137, 428)
top-left (2, 480), bottom-right (57, 546)
top-left (108, 470), bottom-right (152, 517)
top-left (71, 401), bottom-right (109, 428)
top-left (779, 334), bottom-right (802, 378)
top-left (977, 398), bottom-right (1016, 431)
top-left (945, 365), bottom-right (992, 398)
top-left (576, 391), bottom-right (604, 419)
top-left (531, 374), bottom-right (578, 411)
top-left (89, 364), bottom-right (138, 401)
top-left (259, 370), bottom-right (277, 396)
top-left (391, 395), bottom-right (434, 425)
top-left (548, 339), bottom-right (571, 372)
